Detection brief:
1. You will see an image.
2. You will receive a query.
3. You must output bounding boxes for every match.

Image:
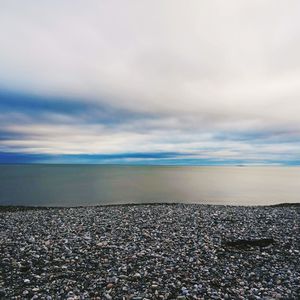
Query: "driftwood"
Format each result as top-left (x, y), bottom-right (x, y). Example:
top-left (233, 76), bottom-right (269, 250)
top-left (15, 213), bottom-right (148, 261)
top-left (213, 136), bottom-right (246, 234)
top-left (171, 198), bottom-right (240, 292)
top-left (224, 238), bottom-right (275, 249)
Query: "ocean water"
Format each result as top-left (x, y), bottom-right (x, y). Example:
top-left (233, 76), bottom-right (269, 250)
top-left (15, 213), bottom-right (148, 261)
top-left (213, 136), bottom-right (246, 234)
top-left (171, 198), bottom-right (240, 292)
top-left (0, 165), bottom-right (299, 207)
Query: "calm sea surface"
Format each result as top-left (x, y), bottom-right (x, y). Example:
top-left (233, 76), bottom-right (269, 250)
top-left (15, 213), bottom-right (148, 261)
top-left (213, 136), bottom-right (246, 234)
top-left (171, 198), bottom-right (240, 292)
top-left (0, 165), bottom-right (299, 207)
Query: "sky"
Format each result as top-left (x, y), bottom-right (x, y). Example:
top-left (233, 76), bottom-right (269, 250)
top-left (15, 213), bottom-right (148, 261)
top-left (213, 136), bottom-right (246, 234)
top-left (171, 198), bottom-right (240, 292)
top-left (0, 0), bottom-right (300, 165)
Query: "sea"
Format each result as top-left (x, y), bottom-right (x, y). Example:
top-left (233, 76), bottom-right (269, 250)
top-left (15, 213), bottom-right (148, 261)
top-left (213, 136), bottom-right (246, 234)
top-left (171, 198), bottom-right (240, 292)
top-left (0, 165), bottom-right (299, 207)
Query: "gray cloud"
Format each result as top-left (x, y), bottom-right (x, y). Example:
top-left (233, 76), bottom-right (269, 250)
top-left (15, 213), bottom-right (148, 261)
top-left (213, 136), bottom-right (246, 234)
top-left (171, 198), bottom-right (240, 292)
top-left (0, 1), bottom-right (300, 163)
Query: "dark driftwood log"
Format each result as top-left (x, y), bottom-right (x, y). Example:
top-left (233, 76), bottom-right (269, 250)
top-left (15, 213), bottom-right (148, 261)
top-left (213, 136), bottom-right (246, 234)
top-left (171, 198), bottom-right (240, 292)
top-left (224, 238), bottom-right (275, 249)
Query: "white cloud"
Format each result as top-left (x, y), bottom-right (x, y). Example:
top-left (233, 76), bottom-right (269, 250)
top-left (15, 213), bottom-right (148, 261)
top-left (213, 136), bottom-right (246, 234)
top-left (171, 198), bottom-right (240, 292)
top-left (0, 1), bottom-right (300, 162)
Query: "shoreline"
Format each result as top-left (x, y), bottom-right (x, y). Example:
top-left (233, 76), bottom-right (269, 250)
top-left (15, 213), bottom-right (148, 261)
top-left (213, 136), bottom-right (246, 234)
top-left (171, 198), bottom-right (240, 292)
top-left (1, 202), bottom-right (300, 212)
top-left (1, 203), bottom-right (299, 299)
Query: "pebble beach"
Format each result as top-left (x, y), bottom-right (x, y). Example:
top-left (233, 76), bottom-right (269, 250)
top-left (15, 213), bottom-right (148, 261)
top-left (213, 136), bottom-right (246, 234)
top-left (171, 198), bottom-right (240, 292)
top-left (0, 204), bottom-right (299, 299)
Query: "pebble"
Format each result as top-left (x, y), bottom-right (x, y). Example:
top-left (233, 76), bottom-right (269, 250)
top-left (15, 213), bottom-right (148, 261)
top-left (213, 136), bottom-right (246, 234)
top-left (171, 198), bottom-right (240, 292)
top-left (104, 293), bottom-right (112, 300)
top-left (0, 204), bottom-right (299, 299)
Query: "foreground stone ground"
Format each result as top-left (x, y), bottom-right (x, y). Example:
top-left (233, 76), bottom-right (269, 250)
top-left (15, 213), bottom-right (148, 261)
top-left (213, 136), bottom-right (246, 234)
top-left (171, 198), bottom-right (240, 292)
top-left (0, 204), bottom-right (299, 299)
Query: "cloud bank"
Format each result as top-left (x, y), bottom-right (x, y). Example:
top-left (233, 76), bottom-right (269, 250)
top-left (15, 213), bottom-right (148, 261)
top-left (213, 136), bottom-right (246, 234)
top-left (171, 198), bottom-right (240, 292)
top-left (0, 0), bottom-right (300, 164)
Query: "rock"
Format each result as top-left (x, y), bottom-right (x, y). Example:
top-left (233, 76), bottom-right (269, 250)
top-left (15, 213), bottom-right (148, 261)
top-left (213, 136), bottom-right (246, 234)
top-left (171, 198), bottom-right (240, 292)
top-left (106, 283), bottom-right (114, 289)
top-left (133, 272), bottom-right (142, 279)
top-left (104, 293), bottom-right (112, 300)
top-left (0, 204), bottom-right (299, 299)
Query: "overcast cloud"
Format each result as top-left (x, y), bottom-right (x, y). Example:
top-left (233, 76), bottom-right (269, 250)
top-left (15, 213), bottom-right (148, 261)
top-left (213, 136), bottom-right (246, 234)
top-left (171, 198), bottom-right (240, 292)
top-left (0, 0), bottom-right (300, 164)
